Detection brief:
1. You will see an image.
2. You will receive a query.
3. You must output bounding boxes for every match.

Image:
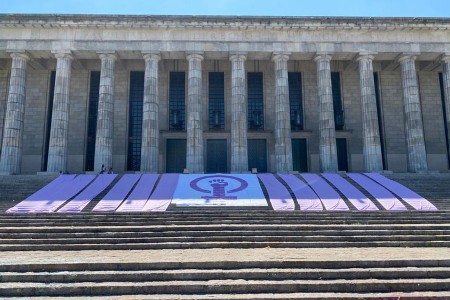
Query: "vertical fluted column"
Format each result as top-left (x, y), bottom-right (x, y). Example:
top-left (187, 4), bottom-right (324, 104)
top-left (399, 55), bottom-right (428, 172)
top-left (314, 54), bottom-right (338, 172)
top-left (140, 53), bottom-right (161, 173)
top-left (272, 53), bottom-right (293, 173)
top-left (441, 55), bottom-right (450, 164)
top-left (47, 52), bottom-right (73, 173)
top-left (94, 53), bottom-right (117, 173)
top-left (357, 54), bottom-right (383, 172)
top-left (186, 53), bottom-right (204, 173)
top-left (230, 54), bottom-right (248, 173)
top-left (0, 53), bottom-right (29, 174)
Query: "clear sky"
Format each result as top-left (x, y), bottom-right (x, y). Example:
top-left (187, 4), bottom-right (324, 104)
top-left (1, 0), bottom-right (449, 17)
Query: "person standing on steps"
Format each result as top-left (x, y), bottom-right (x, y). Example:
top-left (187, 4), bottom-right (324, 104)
top-left (100, 164), bottom-right (105, 174)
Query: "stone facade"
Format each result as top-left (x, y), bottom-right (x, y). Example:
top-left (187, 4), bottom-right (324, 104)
top-left (0, 15), bottom-right (450, 174)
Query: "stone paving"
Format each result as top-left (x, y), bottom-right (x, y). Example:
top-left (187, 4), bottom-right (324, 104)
top-left (0, 247), bottom-right (448, 265)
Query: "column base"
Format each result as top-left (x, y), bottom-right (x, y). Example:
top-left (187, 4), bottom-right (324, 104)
top-left (36, 171), bottom-right (60, 176)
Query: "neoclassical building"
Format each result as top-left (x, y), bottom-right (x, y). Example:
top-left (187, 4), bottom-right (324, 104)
top-left (0, 14), bottom-right (449, 174)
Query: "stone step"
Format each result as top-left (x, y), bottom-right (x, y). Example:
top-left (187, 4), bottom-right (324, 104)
top-left (1, 224), bottom-right (449, 232)
top-left (1, 229), bottom-right (448, 238)
top-left (1, 240), bottom-right (449, 251)
top-left (1, 233), bottom-right (449, 244)
top-left (1, 220), bottom-right (449, 227)
top-left (2, 267), bottom-right (450, 282)
top-left (1, 278), bottom-right (449, 297)
top-left (3, 259), bottom-right (449, 272)
top-left (9, 291), bottom-right (449, 299)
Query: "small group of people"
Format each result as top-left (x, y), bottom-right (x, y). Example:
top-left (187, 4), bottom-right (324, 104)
top-left (99, 164), bottom-right (113, 174)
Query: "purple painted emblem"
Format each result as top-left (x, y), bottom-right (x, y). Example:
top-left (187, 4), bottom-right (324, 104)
top-left (189, 175), bottom-right (248, 201)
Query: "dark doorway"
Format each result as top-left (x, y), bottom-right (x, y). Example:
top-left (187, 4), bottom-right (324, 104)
top-left (336, 138), bottom-right (348, 171)
top-left (206, 139), bottom-right (227, 173)
top-left (292, 138), bottom-right (308, 172)
top-left (166, 139), bottom-right (186, 173)
top-left (248, 139), bottom-right (267, 172)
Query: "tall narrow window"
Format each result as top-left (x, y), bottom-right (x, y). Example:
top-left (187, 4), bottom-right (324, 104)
top-left (42, 71), bottom-right (56, 171)
top-left (288, 72), bottom-right (303, 130)
top-left (208, 72), bottom-right (224, 129)
top-left (127, 71), bottom-right (144, 171)
top-left (374, 72), bottom-right (387, 170)
top-left (248, 72), bottom-right (264, 130)
top-left (169, 72), bottom-right (185, 131)
top-left (85, 71), bottom-right (100, 171)
top-left (439, 72), bottom-right (450, 169)
top-left (331, 72), bottom-right (344, 130)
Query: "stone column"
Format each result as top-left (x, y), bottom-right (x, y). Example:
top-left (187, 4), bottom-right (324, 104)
top-left (186, 53), bottom-right (204, 173)
top-left (140, 53), bottom-right (161, 173)
top-left (398, 55), bottom-right (428, 172)
top-left (272, 53), bottom-right (293, 173)
top-left (357, 54), bottom-right (383, 172)
top-left (441, 55), bottom-right (450, 164)
top-left (314, 54), bottom-right (338, 172)
top-left (0, 53), bottom-right (29, 174)
top-left (94, 53), bottom-right (117, 173)
top-left (47, 52), bottom-right (73, 173)
top-left (230, 53), bottom-right (248, 173)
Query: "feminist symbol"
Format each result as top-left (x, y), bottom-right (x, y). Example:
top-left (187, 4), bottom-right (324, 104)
top-left (189, 175), bottom-right (248, 201)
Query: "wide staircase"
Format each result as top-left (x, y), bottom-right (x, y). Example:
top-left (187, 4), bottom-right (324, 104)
top-left (0, 173), bottom-right (449, 298)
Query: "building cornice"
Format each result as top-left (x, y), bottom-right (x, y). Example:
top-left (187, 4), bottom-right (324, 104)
top-left (1, 14), bottom-right (450, 30)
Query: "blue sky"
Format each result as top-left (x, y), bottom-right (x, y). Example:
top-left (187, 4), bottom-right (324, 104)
top-left (1, 0), bottom-right (450, 17)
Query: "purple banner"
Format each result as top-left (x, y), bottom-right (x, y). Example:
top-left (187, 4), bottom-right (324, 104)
top-left (278, 174), bottom-right (323, 211)
top-left (257, 174), bottom-right (295, 210)
top-left (116, 174), bottom-right (160, 212)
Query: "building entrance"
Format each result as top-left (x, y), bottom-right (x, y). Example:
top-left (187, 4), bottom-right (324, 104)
top-left (248, 139), bottom-right (267, 173)
top-left (166, 139), bottom-right (187, 173)
top-left (206, 139), bottom-right (228, 173)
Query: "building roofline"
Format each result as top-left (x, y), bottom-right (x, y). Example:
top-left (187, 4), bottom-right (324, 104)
top-left (1, 14), bottom-right (450, 30)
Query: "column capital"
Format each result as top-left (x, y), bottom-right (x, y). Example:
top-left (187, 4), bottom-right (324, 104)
top-left (52, 51), bottom-right (73, 60)
top-left (441, 54), bottom-right (450, 63)
top-left (230, 52), bottom-right (247, 62)
top-left (142, 52), bottom-right (161, 62)
top-left (356, 54), bottom-right (375, 62)
top-left (186, 52), bottom-right (204, 61)
top-left (98, 52), bottom-right (117, 61)
top-left (313, 54), bottom-right (332, 62)
top-left (9, 52), bottom-right (30, 61)
top-left (398, 54), bottom-right (418, 63)
top-left (271, 52), bottom-right (290, 62)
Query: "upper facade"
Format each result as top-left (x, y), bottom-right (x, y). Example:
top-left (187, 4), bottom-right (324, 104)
top-left (1, 15), bottom-right (450, 59)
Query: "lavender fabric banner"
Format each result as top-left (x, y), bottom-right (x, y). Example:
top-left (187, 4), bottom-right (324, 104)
top-left (33, 174), bottom-right (96, 213)
top-left (92, 174), bottom-right (141, 212)
top-left (257, 174), bottom-right (295, 210)
top-left (7, 175), bottom-right (76, 213)
top-left (322, 173), bottom-right (378, 211)
top-left (278, 174), bottom-right (323, 211)
top-left (116, 174), bottom-right (160, 212)
top-left (142, 173), bottom-right (180, 211)
top-left (57, 174), bottom-right (117, 213)
top-left (171, 174), bottom-right (267, 207)
top-left (26, 175), bottom-right (75, 201)
top-left (347, 173), bottom-right (407, 211)
top-left (364, 173), bottom-right (437, 211)
top-left (300, 174), bottom-right (349, 211)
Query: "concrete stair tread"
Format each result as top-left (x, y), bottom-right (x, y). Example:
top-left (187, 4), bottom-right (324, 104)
top-left (2, 266), bottom-right (449, 281)
top-left (2, 236), bottom-right (450, 245)
top-left (6, 291), bottom-right (450, 299)
top-left (1, 278), bottom-right (449, 293)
